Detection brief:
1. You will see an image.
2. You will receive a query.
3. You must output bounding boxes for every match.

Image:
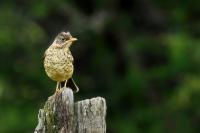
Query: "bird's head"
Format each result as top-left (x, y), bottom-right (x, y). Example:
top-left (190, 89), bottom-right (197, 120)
top-left (54, 32), bottom-right (77, 48)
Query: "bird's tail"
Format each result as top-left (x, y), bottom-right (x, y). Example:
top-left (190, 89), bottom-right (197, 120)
top-left (61, 78), bottom-right (79, 93)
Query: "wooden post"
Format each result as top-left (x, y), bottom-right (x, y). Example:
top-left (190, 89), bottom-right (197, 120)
top-left (34, 87), bottom-right (106, 133)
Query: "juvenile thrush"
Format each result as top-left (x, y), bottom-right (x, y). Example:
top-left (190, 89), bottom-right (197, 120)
top-left (44, 31), bottom-right (79, 93)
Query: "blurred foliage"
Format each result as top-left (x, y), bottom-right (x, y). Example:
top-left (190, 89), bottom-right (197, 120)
top-left (0, 0), bottom-right (200, 133)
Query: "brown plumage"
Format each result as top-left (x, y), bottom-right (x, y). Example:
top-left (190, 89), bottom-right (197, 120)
top-left (44, 32), bottom-right (79, 93)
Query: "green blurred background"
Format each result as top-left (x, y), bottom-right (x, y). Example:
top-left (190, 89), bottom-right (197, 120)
top-left (0, 0), bottom-right (200, 133)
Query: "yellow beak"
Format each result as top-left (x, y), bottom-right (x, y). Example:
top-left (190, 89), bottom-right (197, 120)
top-left (69, 37), bottom-right (77, 42)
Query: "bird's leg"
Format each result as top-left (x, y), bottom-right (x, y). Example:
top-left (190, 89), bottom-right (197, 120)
top-left (56, 82), bottom-right (61, 93)
top-left (64, 80), bottom-right (68, 88)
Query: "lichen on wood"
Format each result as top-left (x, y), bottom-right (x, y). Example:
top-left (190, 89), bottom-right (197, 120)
top-left (34, 87), bottom-right (106, 133)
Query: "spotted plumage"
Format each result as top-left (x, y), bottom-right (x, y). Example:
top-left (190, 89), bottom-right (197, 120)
top-left (44, 32), bottom-right (79, 93)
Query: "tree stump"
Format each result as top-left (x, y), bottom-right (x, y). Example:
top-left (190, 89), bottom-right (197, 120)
top-left (34, 87), bottom-right (106, 133)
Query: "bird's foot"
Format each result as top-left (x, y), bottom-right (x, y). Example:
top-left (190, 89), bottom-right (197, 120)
top-left (55, 88), bottom-right (63, 94)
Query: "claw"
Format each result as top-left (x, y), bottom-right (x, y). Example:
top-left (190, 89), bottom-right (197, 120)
top-left (55, 81), bottom-right (62, 94)
top-left (55, 88), bottom-right (63, 94)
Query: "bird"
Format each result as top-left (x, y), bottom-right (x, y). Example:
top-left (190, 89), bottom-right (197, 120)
top-left (44, 31), bottom-right (79, 93)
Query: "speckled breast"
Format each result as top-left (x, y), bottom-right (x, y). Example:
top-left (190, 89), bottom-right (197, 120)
top-left (44, 47), bottom-right (74, 82)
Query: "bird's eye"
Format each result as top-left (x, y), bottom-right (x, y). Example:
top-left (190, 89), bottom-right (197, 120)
top-left (61, 38), bottom-right (66, 41)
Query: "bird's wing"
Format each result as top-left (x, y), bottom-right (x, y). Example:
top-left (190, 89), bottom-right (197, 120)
top-left (43, 53), bottom-right (46, 59)
top-left (43, 50), bottom-right (47, 60)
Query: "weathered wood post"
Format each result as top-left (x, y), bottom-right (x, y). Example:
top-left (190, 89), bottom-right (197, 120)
top-left (34, 87), bottom-right (106, 133)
